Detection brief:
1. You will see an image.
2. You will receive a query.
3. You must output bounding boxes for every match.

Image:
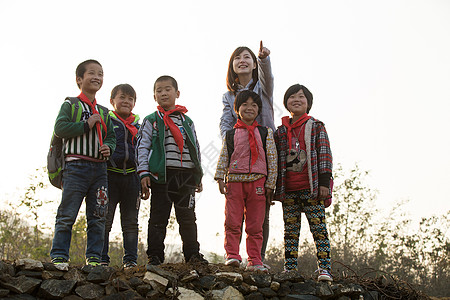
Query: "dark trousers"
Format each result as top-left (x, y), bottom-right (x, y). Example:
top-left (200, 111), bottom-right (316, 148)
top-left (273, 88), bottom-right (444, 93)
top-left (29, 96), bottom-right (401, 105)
top-left (101, 171), bottom-right (140, 264)
top-left (147, 168), bottom-right (200, 262)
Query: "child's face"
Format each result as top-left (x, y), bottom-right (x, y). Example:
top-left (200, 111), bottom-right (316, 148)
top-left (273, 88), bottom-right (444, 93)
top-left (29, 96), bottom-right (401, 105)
top-left (110, 90), bottom-right (135, 119)
top-left (154, 79), bottom-right (179, 111)
top-left (232, 50), bottom-right (256, 77)
top-left (287, 89), bottom-right (308, 116)
top-left (76, 63), bottom-right (103, 94)
top-left (238, 97), bottom-right (259, 125)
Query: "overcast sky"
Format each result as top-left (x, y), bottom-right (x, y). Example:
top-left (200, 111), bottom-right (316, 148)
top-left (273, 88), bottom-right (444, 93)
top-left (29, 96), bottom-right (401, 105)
top-left (1, 0), bottom-right (449, 254)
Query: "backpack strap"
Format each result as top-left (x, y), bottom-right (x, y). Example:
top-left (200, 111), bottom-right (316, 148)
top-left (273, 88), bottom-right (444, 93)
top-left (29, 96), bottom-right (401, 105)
top-left (65, 97), bottom-right (80, 122)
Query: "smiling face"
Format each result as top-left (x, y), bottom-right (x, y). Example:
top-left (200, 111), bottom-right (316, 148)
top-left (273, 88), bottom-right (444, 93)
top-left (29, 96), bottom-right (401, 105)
top-left (154, 79), bottom-right (179, 111)
top-left (110, 89), bottom-right (135, 119)
top-left (232, 49), bottom-right (256, 77)
top-left (76, 63), bottom-right (103, 94)
top-left (238, 97), bottom-right (259, 125)
top-left (286, 89), bottom-right (308, 117)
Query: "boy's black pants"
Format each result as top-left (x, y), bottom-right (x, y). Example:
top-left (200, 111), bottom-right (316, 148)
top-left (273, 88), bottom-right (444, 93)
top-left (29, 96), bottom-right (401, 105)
top-left (147, 168), bottom-right (200, 262)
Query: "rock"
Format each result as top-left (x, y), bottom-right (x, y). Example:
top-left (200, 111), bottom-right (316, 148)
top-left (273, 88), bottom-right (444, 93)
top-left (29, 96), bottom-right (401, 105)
top-left (278, 282), bottom-right (292, 297)
top-left (63, 268), bottom-right (86, 283)
top-left (211, 286), bottom-right (244, 300)
top-left (332, 283), bottom-right (364, 297)
top-left (215, 272), bottom-right (243, 284)
top-left (243, 273), bottom-right (271, 287)
top-left (128, 276), bottom-right (144, 288)
top-left (38, 279), bottom-right (76, 299)
top-left (101, 289), bottom-right (144, 299)
top-left (259, 287), bottom-right (278, 297)
top-left (54, 263), bottom-right (69, 272)
top-left (15, 258), bottom-right (44, 271)
top-left (291, 280), bottom-right (316, 295)
top-left (244, 292), bottom-right (264, 300)
top-left (42, 270), bottom-right (64, 280)
top-left (135, 284), bottom-right (152, 296)
top-left (192, 275), bottom-right (217, 289)
top-left (285, 295), bottom-right (321, 300)
top-left (167, 286), bottom-right (204, 299)
top-left (0, 274), bottom-right (41, 294)
top-left (74, 282), bottom-right (104, 299)
top-left (0, 261), bottom-right (15, 276)
top-left (146, 265), bottom-right (178, 283)
top-left (270, 281), bottom-right (280, 291)
top-left (146, 289), bottom-right (163, 300)
top-left (105, 284), bottom-right (118, 295)
top-left (273, 271), bottom-right (305, 283)
top-left (16, 270), bottom-right (42, 279)
top-left (63, 295), bottom-right (83, 300)
top-left (86, 266), bottom-right (115, 283)
top-left (143, 271), bottom-right (168, 293)
top-left (111, 278), bottom-right (132, 291)
top-left (180, 269), bottom-right (199, 282)
top-left (362, 290), bottom-right (380, 299)
top-left (316, 281), bottom-right (334, 297)
top-left (0, 288), bottom-right (9, 297)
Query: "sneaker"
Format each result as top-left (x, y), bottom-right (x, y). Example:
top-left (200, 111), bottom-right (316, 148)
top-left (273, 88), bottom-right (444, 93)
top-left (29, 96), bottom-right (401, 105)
top-left (188, 253), bottom-right (209, 264)
top-left (86, 257), bottom-right (101, 267)
top-left (100, 262), bottom-right (109, 266)
top-left (245, 264), bottom-right (269, 273)
top-left (123, 261), bottom-right (137, 269)
top-left (317, 269), bottom-right (333, 282)
top-left (51, 257), bottom-right (69, 270)
top-left (263, 262), bottom-right (271, 270)
top-left (225, 258), bottom-right (241, 267)
top-left (147, 256), bottom-right (162, 266)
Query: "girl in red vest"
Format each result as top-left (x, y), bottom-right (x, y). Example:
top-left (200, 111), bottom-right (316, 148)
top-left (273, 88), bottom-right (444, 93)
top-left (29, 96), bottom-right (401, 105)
top-left (215, 90), bottom-right (277, 272)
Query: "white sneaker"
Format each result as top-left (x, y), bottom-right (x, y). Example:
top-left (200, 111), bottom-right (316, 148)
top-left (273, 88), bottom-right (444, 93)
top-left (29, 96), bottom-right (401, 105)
top-left (225, 258), bottom-right (241, 267)
top-left (317, 269), bottom-right (333, 282)
top-left (245, 264), bottom-right (269, 273)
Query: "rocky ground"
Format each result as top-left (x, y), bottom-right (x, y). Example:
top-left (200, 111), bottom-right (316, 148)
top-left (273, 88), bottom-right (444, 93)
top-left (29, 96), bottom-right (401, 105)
top-left (0, 258), bottom-right (429, 299)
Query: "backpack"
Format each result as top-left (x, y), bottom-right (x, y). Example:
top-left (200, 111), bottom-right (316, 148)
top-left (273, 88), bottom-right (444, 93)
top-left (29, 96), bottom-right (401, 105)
top-left (46, 97), bottom-right (81, 189)
top-left (225, 126), bottom-right (268, 162)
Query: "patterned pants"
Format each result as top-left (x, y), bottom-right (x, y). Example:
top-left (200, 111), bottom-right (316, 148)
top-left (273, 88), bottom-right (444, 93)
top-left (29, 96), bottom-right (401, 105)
top-left (283, 189), bottom-right (331, 271)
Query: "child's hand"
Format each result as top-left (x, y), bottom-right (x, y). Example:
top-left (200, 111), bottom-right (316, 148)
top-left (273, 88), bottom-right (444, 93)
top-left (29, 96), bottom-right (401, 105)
top-left (217, 179), bottom-right (228, 194)
top-left (141, 177), bottom-right (151, 200)
top-left (319, 186), bottom-right (330, 200)
top-left (196, 183), bottom-right (203, 193)
top-left (258, 40), bottom-right (270, 59)
top-left (265, 188), bottom-right (274, 205)
top-left (99, 144), bottom-right (110, 157)
top-left (87, 114), bottom-right (102, 129)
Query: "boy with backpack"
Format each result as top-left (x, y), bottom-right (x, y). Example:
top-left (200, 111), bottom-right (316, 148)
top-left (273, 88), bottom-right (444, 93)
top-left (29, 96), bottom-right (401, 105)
top-left (50, 59), bottom-right (116, 268)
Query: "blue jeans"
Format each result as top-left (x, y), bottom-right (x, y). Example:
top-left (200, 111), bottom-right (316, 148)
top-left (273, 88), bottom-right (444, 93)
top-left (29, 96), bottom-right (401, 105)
top-left (101, 171), bottom-right (140, 264)
top-left (50, 160), bottom-right (108, 261)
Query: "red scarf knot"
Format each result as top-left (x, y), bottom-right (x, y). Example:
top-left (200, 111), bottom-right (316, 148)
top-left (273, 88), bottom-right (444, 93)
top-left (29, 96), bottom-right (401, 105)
top-left (234, 119), bottom-right (260, 166)
top-left (112, 111), bottom-right (138, 142)
top-left (281, 113), bottom-right (311, 151)
top-left (157, 105), bottom-right (188, 163)
top-left (78, 93), bottom-right (107, 146)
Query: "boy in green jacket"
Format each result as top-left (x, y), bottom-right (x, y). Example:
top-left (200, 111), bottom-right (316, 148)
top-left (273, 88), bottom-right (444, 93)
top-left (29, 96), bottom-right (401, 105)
top-left (136, 75), bottom-right (207, 266)
top-left (50, 59), bottom-right (116, 268)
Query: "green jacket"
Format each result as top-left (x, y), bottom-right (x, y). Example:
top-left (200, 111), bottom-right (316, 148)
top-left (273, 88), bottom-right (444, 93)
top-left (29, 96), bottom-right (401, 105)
top-left (54, 98), bottom-right (116, 160)
top-left (136, 111), bottom-right (202, 185)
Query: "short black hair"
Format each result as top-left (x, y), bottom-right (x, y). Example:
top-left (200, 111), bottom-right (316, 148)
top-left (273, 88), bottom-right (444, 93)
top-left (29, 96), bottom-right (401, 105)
top-left (110, 84), bottom-right (136, 101)
top-left (283, 84), bottom-right (313, 113)
top-left (154, 75), bottom-right (178, 92)
top-left (234, 90), bottom-right (262, 118)
top-left (75, 59), bottom-right (102, 88)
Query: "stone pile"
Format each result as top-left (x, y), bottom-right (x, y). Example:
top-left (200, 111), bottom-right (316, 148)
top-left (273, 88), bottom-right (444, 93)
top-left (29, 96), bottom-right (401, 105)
top-left (0, 258), bottom-right (395, 299)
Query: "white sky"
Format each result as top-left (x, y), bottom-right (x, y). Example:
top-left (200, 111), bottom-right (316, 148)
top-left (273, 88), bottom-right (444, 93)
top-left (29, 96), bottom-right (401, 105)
top-left (1, 0), bottom-right (449, 255)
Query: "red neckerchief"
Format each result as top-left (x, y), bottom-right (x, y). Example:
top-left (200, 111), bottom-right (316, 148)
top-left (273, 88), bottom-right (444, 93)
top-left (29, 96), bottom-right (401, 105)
top-left (281, 113), bottom-right (311, 151)
top-left (157, 105), bottom-right (188, 162)
top-left (78, 93), bottom-right (107, 146)
top-left (112, 111), bottom-right (138, 142)
top-left (234, 119), bottom-right (260, 166)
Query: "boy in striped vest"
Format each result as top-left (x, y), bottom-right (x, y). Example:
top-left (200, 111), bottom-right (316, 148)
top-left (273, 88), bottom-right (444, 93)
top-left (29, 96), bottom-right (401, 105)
top-left (50, 59), bottom-right (116, 269)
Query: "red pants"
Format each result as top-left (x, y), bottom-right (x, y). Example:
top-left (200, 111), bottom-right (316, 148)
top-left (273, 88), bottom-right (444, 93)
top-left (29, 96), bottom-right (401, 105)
top-left (224, 177), bottom-right (266, 266)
